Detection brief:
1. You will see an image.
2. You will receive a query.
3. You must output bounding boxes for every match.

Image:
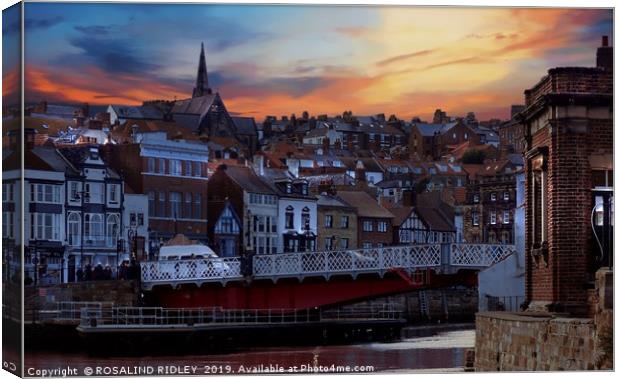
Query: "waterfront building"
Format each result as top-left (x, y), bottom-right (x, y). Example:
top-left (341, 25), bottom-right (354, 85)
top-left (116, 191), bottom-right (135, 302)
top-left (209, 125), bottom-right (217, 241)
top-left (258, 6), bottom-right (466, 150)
top-left (208, 200), bottom-right (242, 257)
top-left (259, 166), bottom-right (318, 253)
top-left (520, 36), bottom-right (613, 313)
top-left (102, 131), bottom-right (209, 253)
top-left (207, 164), bottom-right (279, 255)
top-left (122, 188), bottom-right (149, 261)
top-left (316, 193), bottom-right (358, 251)
top-left (336, 191), bottom-right (394, 249)
top-left (58, 145), bottom-right (124, 278)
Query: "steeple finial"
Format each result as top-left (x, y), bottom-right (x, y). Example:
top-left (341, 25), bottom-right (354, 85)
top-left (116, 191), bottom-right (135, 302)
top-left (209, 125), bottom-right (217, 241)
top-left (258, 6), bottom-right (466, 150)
top-left (192, 41), bottom-right (212, 98)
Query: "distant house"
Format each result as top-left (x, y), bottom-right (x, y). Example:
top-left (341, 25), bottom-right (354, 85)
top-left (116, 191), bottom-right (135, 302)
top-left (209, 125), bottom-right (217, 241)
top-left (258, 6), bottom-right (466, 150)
top-left (107, 104), bottom-right (165, 125)
top-left (391, 192), bottom-right (457, 244)
top-left (317, 194), bottom-right (357, 251)
top-left (409, 121), bottom-right (479, 160)
top-left (209, 200), bottom-right (242, 257)
top-left (336, 191), bottom-right (394, 249)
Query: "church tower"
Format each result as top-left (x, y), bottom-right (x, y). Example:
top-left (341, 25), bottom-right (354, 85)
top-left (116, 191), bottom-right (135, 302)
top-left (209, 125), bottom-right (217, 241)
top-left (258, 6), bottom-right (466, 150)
top-left (192, 42), bottom-right (212, 98)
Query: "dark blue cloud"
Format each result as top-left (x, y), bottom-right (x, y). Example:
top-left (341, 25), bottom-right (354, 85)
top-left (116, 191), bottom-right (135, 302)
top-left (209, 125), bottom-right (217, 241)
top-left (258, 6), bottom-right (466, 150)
top-left (68, 36), bottom-right (160, 74)
top-left (74, 25), bottom-right (112, 35)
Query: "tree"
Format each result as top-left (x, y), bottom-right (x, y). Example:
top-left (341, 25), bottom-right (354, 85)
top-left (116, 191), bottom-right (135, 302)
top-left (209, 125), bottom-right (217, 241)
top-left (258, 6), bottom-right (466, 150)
top-left (461, 149), bottom-right (487, 164)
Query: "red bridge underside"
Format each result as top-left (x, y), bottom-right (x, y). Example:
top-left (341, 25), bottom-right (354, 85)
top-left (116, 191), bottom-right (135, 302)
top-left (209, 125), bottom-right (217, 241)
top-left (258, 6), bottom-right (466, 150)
top-left (146, 270), bottom-right (478, 310)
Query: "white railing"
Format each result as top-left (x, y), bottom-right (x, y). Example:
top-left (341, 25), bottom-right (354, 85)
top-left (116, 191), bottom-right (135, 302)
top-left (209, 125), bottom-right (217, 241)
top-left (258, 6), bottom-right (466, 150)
top-left (449, 243), bottom-right (515, 267)
top-left (141, 257), bottom-right (243, 283)
top-left (141, 243), bottom-right (515, 286)
top-left (253, 245), bottom-right (440, 278)
top-left (78, 303), bottom-right (403, 329)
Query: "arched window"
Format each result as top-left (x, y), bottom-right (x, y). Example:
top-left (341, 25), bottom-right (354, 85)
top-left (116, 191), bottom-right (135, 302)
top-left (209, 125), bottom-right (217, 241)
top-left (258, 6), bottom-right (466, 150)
top-left (106, 214), bottom-right (120, 247)
top-left (301, 207), bottom-right (311, 230)
top-left (85, 214), bottom-right (104, 243)
top-left (68, 213), bottom-right (80, 246)
top-left (285, 205), bottom-right (294, 229)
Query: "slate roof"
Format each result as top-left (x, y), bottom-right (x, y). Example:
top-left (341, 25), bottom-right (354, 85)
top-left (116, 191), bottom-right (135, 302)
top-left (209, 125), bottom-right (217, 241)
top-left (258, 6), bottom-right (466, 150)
top-left (336, 191), bottom-right (394, 219)
top-left (223, 165), bottom-right (276, 195)
top-left (110, 105), bottom-right (164, 120)
top-left (316, 194), bottom-right (354, 209)
top-left (415, 122), bottom-right (458, 137)
top-left (231, 116), bottom-right (258, 136)
top-left (171, 94), bottom-right (217, 115)
top-left (259, 168), bottom-right (316, 200)
top-left (305, 173), bottom-right (355, 187)
top-left (415, 192), bottom-right (455, 232)
top-left (389, 206), bottom-right (415, 226)
top-left (57, 146), bottom-right (121, 179)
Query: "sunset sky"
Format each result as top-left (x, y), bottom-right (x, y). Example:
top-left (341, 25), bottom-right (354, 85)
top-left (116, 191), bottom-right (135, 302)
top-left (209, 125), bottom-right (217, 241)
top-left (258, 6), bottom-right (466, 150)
top-left (3, 3), bottom-right (613, 121)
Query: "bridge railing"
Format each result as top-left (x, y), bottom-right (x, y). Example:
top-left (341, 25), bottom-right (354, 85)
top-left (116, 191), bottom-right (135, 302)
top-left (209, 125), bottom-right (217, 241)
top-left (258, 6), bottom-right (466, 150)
top-left (141, 257), bottom-right (243, 283)
top-left (140, 243), bottom-right (515, 286)
top-left (79, 303), bottom-right (404, 329)
top-left (253, 244), bottom-right (440, 278)
top-left (449, 243), bottom-right (516, 267)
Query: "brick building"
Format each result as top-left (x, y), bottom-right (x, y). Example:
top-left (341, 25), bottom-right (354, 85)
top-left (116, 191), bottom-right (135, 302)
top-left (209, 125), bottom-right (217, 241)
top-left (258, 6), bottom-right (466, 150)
top-left (102, 132), bottom-right (209, 253)
top-left (317, 194), bottom-right (358, 250)
top-left (336, 191), bottom-right (394, 249)
top-left (520, 37), bottom-right (613, 314)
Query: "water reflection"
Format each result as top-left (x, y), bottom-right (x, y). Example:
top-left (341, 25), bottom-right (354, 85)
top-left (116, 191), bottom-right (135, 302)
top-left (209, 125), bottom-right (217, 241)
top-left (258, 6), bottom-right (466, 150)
top-left (25, 330), bottom-right (475, 373)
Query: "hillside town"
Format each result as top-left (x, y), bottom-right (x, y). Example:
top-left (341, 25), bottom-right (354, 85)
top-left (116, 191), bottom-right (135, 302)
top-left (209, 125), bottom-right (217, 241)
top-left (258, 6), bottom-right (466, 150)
top-left (3, 37), bottom-right (612, 289)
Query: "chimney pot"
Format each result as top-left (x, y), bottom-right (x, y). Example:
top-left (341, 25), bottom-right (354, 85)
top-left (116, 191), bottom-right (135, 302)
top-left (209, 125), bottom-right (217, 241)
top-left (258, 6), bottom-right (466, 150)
top-left (602, 36), bottom-right (609, 47)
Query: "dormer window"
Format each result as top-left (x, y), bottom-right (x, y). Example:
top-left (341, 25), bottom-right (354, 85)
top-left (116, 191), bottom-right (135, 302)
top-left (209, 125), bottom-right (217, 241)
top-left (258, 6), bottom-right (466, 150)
top-left (89, 148), bottom-right (99, 160)
top-left (301, 183), bottom-right (308, 195)
top-left (286, 182), bottom-right (292, 194)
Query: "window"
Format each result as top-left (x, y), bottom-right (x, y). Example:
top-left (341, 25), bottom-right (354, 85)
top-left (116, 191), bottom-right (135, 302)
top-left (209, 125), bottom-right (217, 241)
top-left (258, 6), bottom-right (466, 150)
top-left (137, 213), bottom-right (144, 226)
top-left (108, 184), bottom-right (119, 204)
top-left (194, 193), bottom-right (202, 219)
top-left (2, 212), bottom-right (13, 238)
top-left (147, 158), bottom-right (155, 173)
top-left (532, 169), bottom-right (547, 244)
top-left (158, 158), bottom-right (166, 174)
top-left (362, 242), bottom-right (373, 249)
top-left (69, 182), bottom-right (79, 201)
top-left (185, 193), bottom-right (192, 218)
top-left (363, 220), bottom-right (373, 232)
top-left (84, 213), bottom-right (103, 241)
top-left (148, 191), bottom-right (155, 216)
top-left (490, 211), bottom-right (497, 225)
top-left (301, 207), bottom-right (310, 230)
top-left (193, 162), bottom-right (202, 177)
top-left (464, 132), bottom-right (468, 140)
top-left (503, 191), bottom-right (510, 201)
top-left (341, 216), bottom-right (349, 229)
top-left (490, 192), bottom-right (497, 202)
top-left (452, 132), bottom-right (457, 140)
top-left (377, 243), bottom-right (384, 248)
top-left (340, 238), bottom-right (349, 249)
top-left (270, 216), bottom-right (277, 233)
top-left (170, 160), bottom-right (182, 176)
top-left (325, 215), bottom-right (333, 228)
top-left (86, 182), bottom-right (104, 203)
top-left (130, 213), bottom-right (137, 226)
top-left (2, 183), bottom-right (12, 202)
top-left (473, 194), bottom-right (480, 203)
top-left (67, 213), bottom-right (80, 245)
top-left (286, 182), bottom-right (292, 194)
top-left (285, 206), bottom-right (294, 229)
top-left (31, 184), bottom-right (62, 203)
top-left (378, 221), bottom-right (388, 233)
top-left (169, 192), bottom-right (181, 218)
top-left (106, 214), bottom-right (120, 247)
top-left (503, 211), bottom-right (510, 224)
top-left (472, 211), bottom-right (479, 226)
top-left (158, 191), bottom-right (166, 217)
top-left (301, 184), bottom-right (308, 195)
top-left (185, 161), bottom-right (192, 176)
top-left (325, 237), bottom-right (333, 250)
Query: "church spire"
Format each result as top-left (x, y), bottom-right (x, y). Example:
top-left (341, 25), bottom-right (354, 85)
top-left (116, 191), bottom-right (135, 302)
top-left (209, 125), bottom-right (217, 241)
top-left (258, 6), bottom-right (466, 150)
top-left (192, 42), bottom-right (212, 98)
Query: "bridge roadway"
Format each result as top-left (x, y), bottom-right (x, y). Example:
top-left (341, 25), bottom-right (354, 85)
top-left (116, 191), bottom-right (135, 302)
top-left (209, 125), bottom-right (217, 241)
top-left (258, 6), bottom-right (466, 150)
top-left (141, 243), bottom-right (516, 290)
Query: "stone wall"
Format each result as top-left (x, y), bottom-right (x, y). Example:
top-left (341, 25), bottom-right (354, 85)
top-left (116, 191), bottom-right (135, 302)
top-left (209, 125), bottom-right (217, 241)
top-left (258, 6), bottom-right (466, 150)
top-left (475, 269), bottom-right (613, 371)
top-left (347, 287), bottom-right (478, 322)
top-left (27, 280), bottom-right (139, 308)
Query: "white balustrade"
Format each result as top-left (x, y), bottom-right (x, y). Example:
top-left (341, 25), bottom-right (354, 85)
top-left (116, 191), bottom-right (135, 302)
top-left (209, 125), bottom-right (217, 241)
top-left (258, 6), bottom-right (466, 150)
top-left (141, 243), bottom-right (514, 286)
top-left (449, 243), bottom-right (515, 267)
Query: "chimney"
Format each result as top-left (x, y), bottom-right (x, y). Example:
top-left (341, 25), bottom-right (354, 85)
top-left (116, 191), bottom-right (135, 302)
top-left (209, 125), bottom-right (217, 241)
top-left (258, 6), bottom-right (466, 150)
top-left (402, 189), bottom-right (415, 207)
top-left (287, 158), bottom-right (300, 178)
top-left (355, 160), bottom-right (366, 183)
top-left (253, 153), bottom-right (265, 176)
top-left (597, 35), bottom-right (613, 71)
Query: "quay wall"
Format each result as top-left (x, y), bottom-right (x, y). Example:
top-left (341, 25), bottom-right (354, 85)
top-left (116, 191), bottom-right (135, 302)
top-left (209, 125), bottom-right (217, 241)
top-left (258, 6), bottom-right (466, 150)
top-left (345, 287), bottom-right (478, 322)
top-left (27, 280), bottom-right (139, 308)
top-left (475, 269), bottom-right (613, 371)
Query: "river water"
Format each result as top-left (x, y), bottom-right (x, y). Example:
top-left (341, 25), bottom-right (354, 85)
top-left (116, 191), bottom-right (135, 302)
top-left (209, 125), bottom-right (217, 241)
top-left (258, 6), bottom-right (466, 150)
top-left (23, 329), bottom-right (475, 375)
